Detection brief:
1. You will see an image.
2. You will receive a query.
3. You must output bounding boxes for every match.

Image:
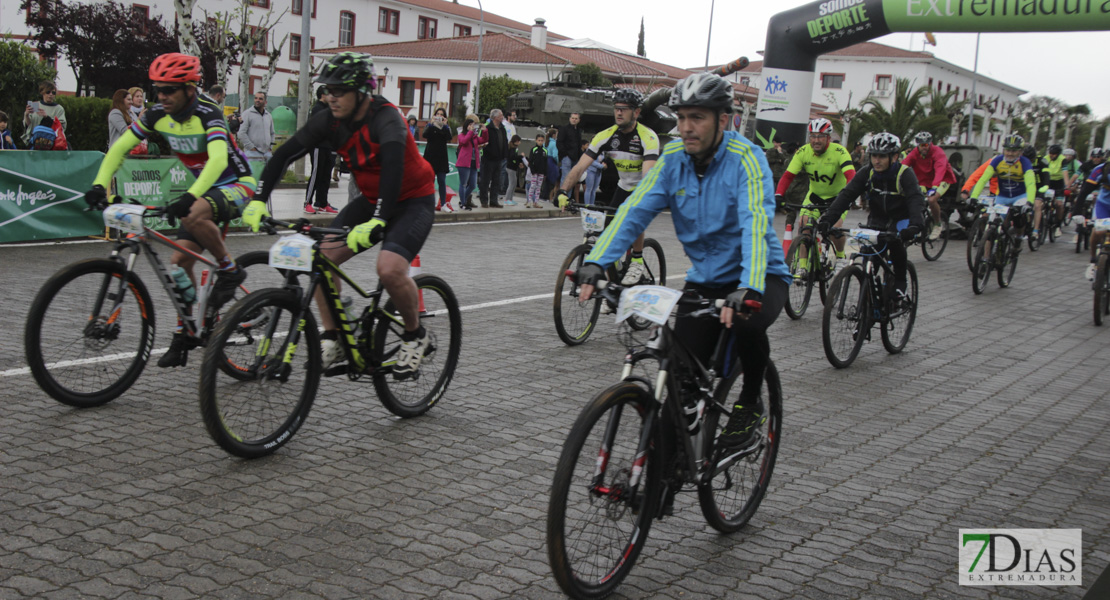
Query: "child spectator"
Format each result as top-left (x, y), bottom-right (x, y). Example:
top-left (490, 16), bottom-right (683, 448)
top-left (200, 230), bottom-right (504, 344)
top-left (502, 134), bottom-right (523, 206)
top-left (0, 112), bottom-right (15, 149)
top-left (527, 133), bottom-right (548, 209)
top-left (30, 116), bottom-right (57, 150)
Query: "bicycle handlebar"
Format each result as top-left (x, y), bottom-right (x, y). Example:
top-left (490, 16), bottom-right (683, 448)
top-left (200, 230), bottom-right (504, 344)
top-left (565, 270), bottom-right (762, 316)
top-left (568, 202), bottom-right (618, 213)
top-left (262, 216), bottom-right (349, 238)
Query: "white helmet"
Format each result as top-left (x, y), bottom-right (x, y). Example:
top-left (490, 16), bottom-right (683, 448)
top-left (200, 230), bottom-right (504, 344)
top-left (808, 118), bottom-right (833, 134)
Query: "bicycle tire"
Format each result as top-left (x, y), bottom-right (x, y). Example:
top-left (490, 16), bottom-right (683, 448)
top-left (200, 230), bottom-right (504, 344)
top-left (1046, 213), bottom-right (1058, 243)
top-left (626, 238), bottom-right (667, 331)
top-left (554, 244), bottom-right (603, 346)
top-left (881, 262), bottom-right (918, 354)
top-left (372, 274), bottom-right (461, 418)
top-left (24, 259), bottom-right (155, 407)
top-left (817, 238), bottom-right (837, 305)
top-left (997, 235), bottom-right (1018, 288)
top-left (822, 265), bottom-right (869, 369)
top-left (1095, 254), bottom-right (1108, 326)
top-left (213, 251), bottom-right (289, 381)
top-left (784, 239), bottom-right (813, 320)
top-left (972, 231), bottom-right (992, 295)
top-left (966, 217), bottom-right (986, 273)
top-left (547, 382), bottom-right (660, 600)
top-left (698, 361), bottom-right (782, 533)
top-left (1077, 225), bottom-right (1085, 253)
top-left (1027, 224), bottom-right (1042, 252)
top-left (198, 288), bottom-right (320, 458)
top-left (921, 219), bottom-right (948, 261)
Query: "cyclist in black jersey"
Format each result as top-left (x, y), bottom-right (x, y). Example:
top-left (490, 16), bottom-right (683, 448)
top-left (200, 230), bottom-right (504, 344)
top-left (246, 52), bottom-right (436, 380)
top-left (84, 53), bottom-right (256, 368)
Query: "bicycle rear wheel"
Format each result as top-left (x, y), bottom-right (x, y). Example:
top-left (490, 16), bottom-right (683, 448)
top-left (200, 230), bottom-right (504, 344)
top-left (1095, 254), bottom-right (1109, 326)
top-left (966, 216), bottom-right (986, 273)
top-left (921, 218), bottom-right (948, 261)
top-left (24, 259), bottom-right (155, 407)
top-left (547, 383), bottom-right (660, 600)
top-left (784, 239), bottom-right (814, 320)
top-left (997, 235), bottom-right (1018, 288)
top-left (554, 244), bottom-right (602, 346)
top-left (626, 238), bottom-right (667, 331)
top-left (881, 262), bottom-right (918, 354)
top-left (372, 274), bottom-right (461, 418)
top-left (198, 288), bottom-right (320, 458)
top-left (822, 265), bottom-right (869, 369)
top-left (698, 361), bottom-right (782, 533)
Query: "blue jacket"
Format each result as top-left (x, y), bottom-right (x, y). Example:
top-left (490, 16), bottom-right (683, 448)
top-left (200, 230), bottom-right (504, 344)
top-left (587, 131), bottom-right (790, 292)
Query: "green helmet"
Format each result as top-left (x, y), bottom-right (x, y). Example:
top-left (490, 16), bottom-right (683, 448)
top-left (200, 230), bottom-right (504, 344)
top-left (316, 52), bottom-right (377, 94)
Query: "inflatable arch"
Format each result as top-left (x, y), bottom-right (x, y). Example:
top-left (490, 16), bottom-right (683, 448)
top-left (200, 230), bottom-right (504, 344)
top-left (754, 0), bottom-right (1110, 147)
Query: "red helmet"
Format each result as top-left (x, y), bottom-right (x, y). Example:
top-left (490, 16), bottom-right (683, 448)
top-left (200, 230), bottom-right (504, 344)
top-left (149, 53), bottom-right (202, 84)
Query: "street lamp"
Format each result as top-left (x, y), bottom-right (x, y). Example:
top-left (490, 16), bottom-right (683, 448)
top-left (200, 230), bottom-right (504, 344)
top-left (475, 0), bottom-right (484, 115)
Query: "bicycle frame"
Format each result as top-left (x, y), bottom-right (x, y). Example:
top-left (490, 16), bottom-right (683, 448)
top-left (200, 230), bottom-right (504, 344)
top-left (837, 234), bottom-right (900, 326)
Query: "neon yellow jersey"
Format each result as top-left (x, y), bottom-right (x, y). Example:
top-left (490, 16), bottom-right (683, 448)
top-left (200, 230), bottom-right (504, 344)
top-left (784, 142), bottom-right (855, 199)
top-left (584, 122), bottom-right (660, 192)
top-left (1044, 154), bottom-right (1065, 181)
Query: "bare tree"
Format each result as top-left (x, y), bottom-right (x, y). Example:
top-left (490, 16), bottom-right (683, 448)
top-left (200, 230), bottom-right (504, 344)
top-left (259, 33), bottom-right (290, 97)
top-left (234, 0), bottom-right (288, 105)
top-left (199, 9), bottom-right (239, 90)
top-left (174, 0), bottom-right (201, 57)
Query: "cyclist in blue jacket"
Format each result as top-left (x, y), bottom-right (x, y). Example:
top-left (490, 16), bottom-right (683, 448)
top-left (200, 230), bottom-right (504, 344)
top-left (576, 73), bottom-right (790, 451)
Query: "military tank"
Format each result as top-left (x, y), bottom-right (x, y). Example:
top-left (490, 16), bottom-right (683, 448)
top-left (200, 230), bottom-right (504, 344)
top-left (508, 71), bottom-right (618, 134)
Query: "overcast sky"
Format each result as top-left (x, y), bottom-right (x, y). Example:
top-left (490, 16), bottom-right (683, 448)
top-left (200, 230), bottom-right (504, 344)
top-left (470, 0), bottom-right (1110, 120)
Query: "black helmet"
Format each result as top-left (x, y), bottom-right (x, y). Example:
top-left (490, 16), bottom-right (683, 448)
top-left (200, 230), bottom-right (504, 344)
top-left (316, 52), bottom-right (377, 94)
top-left (1048, 144), bottom-right (1062, 155)
top-left (868, 132), bottom-right (901, 156)
top-left (612, 88), bottom-right (644, 108)
top-left (1002, 134), bottom-right (1024, 150)
top-left (668, 73), bottom-right (733, 113)
top-left (1022, 145), bottom-right (1037, 160)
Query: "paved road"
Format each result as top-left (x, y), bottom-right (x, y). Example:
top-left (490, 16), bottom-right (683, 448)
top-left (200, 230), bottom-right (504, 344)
top-left (2, 211), bottom-right (1107, 599)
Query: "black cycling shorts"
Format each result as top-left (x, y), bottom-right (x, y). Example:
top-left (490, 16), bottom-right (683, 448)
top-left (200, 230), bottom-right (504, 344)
top-left (331, 195), bottom-right (435, 261)
top-left (599, 187), bottom-right (634, 226)
top-left (176, 183), bottom-right (251, 244)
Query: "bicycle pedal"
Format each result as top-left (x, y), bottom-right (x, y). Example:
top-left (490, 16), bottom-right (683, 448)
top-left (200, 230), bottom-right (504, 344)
top-left (323, 364), bottom-right (349, 377)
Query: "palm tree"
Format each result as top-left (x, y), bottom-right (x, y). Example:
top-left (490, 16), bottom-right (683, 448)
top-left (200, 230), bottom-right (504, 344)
top-left (916, 88), bottom-right (968, 143)
top-left (856, 77), bottom-right (929, 146)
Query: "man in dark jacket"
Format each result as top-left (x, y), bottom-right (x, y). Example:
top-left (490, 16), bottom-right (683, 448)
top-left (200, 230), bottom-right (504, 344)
top-left (557, 113), bottom-right (583, 201)
top-left (478, 108), bottom-right (509, 208)
top-left (304, 86), bottom-right (337, 214)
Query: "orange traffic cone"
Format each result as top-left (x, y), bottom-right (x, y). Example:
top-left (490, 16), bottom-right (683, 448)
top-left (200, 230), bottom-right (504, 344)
top-left (782, 223), bottom-right (793, 258)
top-left (410, 254), bottom-right (425, 312)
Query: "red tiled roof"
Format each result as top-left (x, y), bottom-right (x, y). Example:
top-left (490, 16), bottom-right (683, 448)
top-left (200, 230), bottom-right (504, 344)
top-left (825, 41), bottom-right (932, 59)
top-left (394, 0), bottom-right (570, 40)
top-left (317, 33), bottom-right (589, 66)
top-left (573, 49), bottom-right (669, 78)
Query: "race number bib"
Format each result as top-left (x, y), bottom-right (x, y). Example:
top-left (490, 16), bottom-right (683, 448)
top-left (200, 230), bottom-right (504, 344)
top-left (102, 204), bottom-right (146, 234)
top-left (616, 285), bottom-right (682, 325)
top-left (269, 234), bottom-right (315, 272)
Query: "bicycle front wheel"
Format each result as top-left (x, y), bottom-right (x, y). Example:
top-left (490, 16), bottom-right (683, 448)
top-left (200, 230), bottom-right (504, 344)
top-left (372, 274), bottom-right (462, 418)
top-left (626, 238), bottom-right (667, 331)
top-left (881, 262), bottom-right (918, 354)
top-left (1095, 254), bottom-right (1109, 326)
top-left (698, 361), bottom-right (782, 533)
top-left (24, 259), bottom-right (155, 407)
top-left (198, 288), bottom-right (320, 458)
top-left (213, 251), bottom-right (290, 381)
top-left (554, 244), bottom-right (602, 346)
top-left (966, 216), bottom-right (986, 273)
top-left (997, 235), bottom-right (1018, 288)
top-left (784, 239), bottom-right (814, 320)
top-left (972, 233), bottom-right (992, 295)
top-left (921, 219), bottom-right (948, 261)
top-left (547, 383), bottom-right (660, 600)
top-left (822, 265), bottom-right (869, 369)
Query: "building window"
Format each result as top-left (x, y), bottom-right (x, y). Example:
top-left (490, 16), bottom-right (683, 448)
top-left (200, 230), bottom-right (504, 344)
top-left (249, 75), bottom-right (262, 96)
top-left (378, 8), bottom-right (399, 34)
top-left (249, 0), bottom-right (269, 7)
top-left (290, 34), bottom-right (315, 60)
top-left (250, 26), bottom-right (268, 55)
top-left (420, 81), bottom-right (437, 118)
top-left (132, 4), bottom-right (149, 35)
top-left (875, 75), bottom-right (891, 91)
top-left (291, 0), bottom-right (316, 17)
top-left (820, 73), bottom-right (844, 89)
top-left (453, 24), bottom-right (471, 37)
top-left (339, 11), bottom-right (355, 46)
top-left (448, 81), bottom-right (469, 118)
top-left (418, 16), bottom-right (437, 39)
top-left (400, 80), bottom-right (416, 107)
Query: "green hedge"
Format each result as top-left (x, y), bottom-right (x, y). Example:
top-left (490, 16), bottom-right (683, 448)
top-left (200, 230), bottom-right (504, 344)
top-left (56, 96), bottom-right (112, 152)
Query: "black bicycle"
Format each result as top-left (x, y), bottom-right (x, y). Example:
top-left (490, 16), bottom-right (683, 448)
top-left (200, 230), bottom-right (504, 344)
top-left (821, 228), bottom-right (918, 369)
top-left (197, 216), bottom-right (462, 458)
top-left (547, 280), bottom-right (780, 599)
top-left (919, 202), bottom-right (949, 261)
top-left (554, 203), bottom-right (666, 345)
top-left (970, 197), bottom-right (1026, 295)
top-left (1091, 218), bottom-right (1110, 325)
top-left (782, 202), bottom-right (839, 319)
top-left (1031, 188), bottom-right (1063, 249)
top-left (24, 203), bottom-right (282, 407)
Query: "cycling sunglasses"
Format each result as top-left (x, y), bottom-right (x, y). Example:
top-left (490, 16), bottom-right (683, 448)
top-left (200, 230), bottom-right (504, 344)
top-left (153, 85), bottom-right (184, 96)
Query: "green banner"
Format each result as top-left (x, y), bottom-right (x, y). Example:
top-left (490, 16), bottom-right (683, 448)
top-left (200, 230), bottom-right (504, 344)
top-left (0, 151), bottom-right (104, 243)
top-left (883, 0), bottom-right (1110, 31)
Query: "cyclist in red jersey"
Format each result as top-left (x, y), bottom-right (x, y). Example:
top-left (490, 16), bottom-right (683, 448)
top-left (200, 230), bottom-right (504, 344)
top-left (246, 52), bottom-right (436, 380)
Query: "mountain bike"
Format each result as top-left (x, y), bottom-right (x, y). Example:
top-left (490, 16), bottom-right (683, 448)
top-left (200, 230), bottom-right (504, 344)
top-left (1031, 189), bottom-right (1063, 249)
top-left (24, 203), bottom-right (282, 408)
top-left (547, 281), bottom-right (780, 599)
top-left (970, 197), bottom-right (1027, 295)
top-left (821, 228), bottom-right (918, 369)
top-left (197, 216), bottom-right (462, 458)
top-left (1091, 218), bottom-right (1110, 325)
top-left (553, 203), bottom-right (666, 345)
top-left (782, 202), bottom-right (838, 319)
top-left (919, 204), bottom-right (949, 261)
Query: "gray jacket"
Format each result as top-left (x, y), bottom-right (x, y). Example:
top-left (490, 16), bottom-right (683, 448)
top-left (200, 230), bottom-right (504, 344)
top-left (238, 106), bottom-right (274, 152)
top-left (107, 108), bottom-right (130, 149)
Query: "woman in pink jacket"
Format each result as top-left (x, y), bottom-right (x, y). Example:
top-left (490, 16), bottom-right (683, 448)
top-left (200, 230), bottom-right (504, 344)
top-left (455, 114), bottom-right (487, 211)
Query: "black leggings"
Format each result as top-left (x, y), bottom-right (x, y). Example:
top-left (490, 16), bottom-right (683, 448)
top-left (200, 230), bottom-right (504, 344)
top-left (673, 277), bottom-right (787, 403)
top-left (885, 241), bottom-right (908, 293)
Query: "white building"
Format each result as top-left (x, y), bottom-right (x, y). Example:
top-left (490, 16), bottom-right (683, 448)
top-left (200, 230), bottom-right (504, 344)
top-left (716, 42), bottom-right (1026, 149)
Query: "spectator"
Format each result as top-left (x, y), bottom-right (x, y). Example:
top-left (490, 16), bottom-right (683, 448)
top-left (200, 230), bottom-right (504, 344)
top-left (500, 110), bottom-right (518, 198)
top-left (29, 116), bottom-right (58, 150)
top-left (502, 134), bottom-right (523, 206)
top-left (304, 86), bottom-right (338, 215)
top-left (542, 127), bottom-right (560, 202)
top-left (0, 112), bottom-right (15, 149)
top-left (455, 114), bottom-right (486, 211)
top-left (21, 81), bottom-right (66, 147)
top-left (422, 106), bottom-right (453, 211)
top-left (584, 147), bottom-right (605, 206)
top-left (407, 114), bottom-right (418, 138)
top-left (526, 132), bottom-right (548, 209)
top-left (557, 112), bottom-right (584, 201)
top-left (851, 141), bottom-right (865, 170)
top-left (107, 89), bottom-right (133, 148)
top-left (128, 87), bottom-right (146, 120)
top-left (764, 140), bottom-right (789, 210)
top-left (477, 108), bottom-right (508, 208)
top-left (239, 91), bottom-right (275, 161)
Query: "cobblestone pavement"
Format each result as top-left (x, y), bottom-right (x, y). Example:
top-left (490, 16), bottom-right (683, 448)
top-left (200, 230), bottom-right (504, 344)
top-left (2, 211), bottom-right (1107, 599)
